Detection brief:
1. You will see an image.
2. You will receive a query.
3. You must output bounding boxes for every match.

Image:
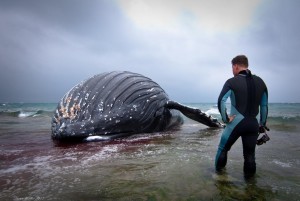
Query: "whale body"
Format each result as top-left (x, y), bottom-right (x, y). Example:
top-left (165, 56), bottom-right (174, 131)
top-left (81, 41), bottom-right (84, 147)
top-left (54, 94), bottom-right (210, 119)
top-left (51, 71), bottom-right (223, 141)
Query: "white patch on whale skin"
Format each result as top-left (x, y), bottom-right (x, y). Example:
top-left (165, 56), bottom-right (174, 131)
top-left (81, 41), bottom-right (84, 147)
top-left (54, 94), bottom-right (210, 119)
top-left (84, 93), bottom-right (89, 100)
top-left (133, 105), bottom-right (137, 109)
top-left (59, 123), bottom-right (66, 132)
top-left (85, 136), bottom-right (108, 141)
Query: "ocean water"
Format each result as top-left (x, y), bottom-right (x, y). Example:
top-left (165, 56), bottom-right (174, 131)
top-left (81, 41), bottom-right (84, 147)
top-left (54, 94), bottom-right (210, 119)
top-left (0, 103), bottom-right (299, 201)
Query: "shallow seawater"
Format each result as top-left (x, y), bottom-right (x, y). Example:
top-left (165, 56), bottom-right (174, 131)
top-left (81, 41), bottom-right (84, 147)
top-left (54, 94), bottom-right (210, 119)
top-left (0, 103), bottom-right (300, 200)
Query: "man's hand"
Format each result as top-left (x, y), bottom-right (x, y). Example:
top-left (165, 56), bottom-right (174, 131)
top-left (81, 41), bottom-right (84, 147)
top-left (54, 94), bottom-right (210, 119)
top-left (228, 115), bottom-right (236, 123)
top-left (259, 125), bottom-right (270, 133)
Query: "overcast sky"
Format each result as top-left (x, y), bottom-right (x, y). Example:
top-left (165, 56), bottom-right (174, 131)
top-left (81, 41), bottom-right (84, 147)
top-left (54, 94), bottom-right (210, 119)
top-left (0, 0), bottom-right (299, 103)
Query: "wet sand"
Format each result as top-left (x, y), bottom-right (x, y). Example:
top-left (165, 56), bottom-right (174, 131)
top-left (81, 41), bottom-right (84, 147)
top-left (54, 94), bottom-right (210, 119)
top-left (1, 115), bottom-right (299, 200)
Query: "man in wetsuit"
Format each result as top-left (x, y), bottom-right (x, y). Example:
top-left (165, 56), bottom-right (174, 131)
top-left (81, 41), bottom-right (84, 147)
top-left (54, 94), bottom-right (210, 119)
top-left (215, 55), bottom-right (268, 178)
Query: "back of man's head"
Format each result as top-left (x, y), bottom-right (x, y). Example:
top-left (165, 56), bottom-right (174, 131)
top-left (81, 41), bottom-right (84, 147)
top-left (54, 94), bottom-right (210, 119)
top-left (231, 55), bottom-right (249, 67)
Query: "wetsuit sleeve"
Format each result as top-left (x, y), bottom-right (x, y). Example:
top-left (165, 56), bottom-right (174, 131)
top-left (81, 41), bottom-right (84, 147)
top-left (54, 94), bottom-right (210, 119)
top-left (218, 81), bottom-right (231, 123)
top-left (259, 89), bottom-right (268, 126)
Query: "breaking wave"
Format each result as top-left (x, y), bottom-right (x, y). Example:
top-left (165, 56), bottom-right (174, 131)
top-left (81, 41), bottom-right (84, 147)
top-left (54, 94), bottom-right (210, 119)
top-left (0, 110), bottom-right (53, 118)
top-left (0, 103), bottom-right (56, 118)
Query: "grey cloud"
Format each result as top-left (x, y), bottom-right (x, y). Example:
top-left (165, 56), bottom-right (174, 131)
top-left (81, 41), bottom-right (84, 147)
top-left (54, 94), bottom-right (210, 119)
top-left (0, 0), bottom-right (138, 102)
top-left (0, 0), bottom-right (299, 103)
top-left (244, 0), bottom-right (300, 66)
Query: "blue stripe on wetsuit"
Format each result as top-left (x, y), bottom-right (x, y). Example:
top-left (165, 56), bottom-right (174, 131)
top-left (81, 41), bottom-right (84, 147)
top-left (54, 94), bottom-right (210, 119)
top-left (219, 90), bottom-right (231, 123)
top-left (260, 91), bottom-right (268, 126)
top-left (215, 88), bottom-right (245, 168)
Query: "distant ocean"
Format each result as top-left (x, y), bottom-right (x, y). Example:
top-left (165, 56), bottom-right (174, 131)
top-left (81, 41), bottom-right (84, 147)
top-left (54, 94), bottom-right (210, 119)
top-left (1, 103), bottom-right (299, 200)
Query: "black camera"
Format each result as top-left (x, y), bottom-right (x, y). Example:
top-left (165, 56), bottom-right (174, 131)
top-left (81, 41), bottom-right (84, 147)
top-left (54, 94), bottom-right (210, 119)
top-left (257, 133), bottom-right (270, 145)
top-left (257, 125), bottom-right (270, 145)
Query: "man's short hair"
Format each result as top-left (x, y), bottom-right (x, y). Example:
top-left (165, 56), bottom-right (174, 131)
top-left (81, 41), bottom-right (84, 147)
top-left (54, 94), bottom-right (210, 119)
top-left (231, 55), bottom-right (248, 67)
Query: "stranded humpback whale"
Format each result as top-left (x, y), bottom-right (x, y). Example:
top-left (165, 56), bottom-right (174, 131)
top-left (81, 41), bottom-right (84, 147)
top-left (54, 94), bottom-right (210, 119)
top-left (51, 71), bottom-right (223, 141)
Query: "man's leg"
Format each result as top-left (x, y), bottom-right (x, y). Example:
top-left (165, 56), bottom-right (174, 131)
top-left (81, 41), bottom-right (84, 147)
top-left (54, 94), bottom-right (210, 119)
top-left (215, 127), bottom-right (240, 171)
top-left (241, 135), bottom-right (258, 178)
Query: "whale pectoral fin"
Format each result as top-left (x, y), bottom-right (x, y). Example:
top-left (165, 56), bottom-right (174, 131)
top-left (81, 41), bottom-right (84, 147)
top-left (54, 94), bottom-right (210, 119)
top-left (165, 101), bottom-right (224, 128)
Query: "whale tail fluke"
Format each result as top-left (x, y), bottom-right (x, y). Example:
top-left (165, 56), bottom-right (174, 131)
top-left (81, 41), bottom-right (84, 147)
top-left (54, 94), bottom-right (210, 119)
top-left (165, 101), bottom-right (224, 128)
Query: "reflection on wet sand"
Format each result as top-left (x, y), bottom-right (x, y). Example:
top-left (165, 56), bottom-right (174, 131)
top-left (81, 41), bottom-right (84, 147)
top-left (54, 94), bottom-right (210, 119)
top-left (214, 169), bottom-right (276, 201)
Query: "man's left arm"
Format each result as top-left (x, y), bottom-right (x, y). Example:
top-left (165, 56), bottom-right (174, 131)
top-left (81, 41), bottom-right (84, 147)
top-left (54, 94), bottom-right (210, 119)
top-left (259, 88), bottom-right (268, 127)
top-left (218, 81), bottom-right (231, 123)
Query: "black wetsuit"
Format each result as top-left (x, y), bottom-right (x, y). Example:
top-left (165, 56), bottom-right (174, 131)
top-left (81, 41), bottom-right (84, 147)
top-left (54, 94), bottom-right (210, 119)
top-left (215, 69), bottom-right (268, 176)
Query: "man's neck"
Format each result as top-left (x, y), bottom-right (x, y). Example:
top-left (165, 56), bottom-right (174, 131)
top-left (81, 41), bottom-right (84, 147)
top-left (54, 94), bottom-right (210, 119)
top-left (238, 69), bottom-right (252, 77)
top-left (237, 66), bottom-right (248, 73)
